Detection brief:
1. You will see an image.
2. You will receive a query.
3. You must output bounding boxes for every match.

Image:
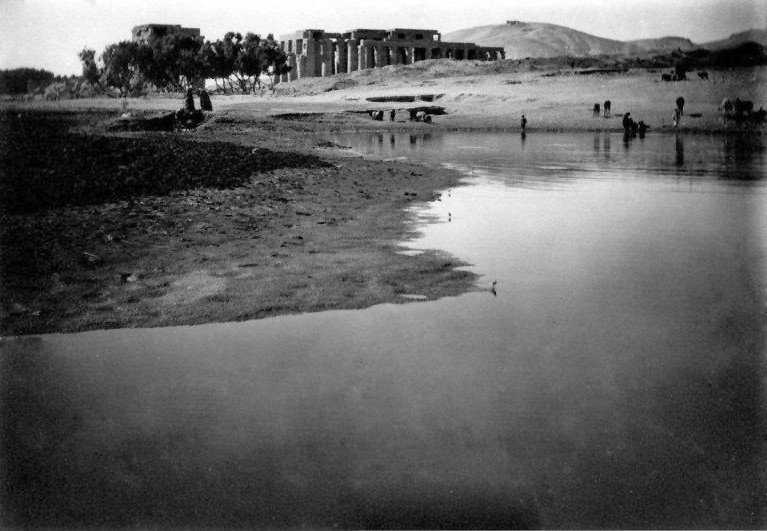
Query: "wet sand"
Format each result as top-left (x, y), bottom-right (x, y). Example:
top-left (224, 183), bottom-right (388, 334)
top-left (0, 109), bottom-right (476, 335)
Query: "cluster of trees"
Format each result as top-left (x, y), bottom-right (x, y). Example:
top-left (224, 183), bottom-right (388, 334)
top-left (0, 68), bottom-right (55, 95)
top-left (79, 31), bottom-right (290, 96)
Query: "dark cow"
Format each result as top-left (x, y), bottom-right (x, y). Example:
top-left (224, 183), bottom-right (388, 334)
top-left (592, 103), bottom-right (601, 117)
top-left (697, 71), bottom-right (709, 80)
top-left (603, 100), bottom-right (611, 117)
top-left (408, 109), bottom-right (418, 121)
top-left (676, 97), bottom-right (685, 116)
top-left (751, 107), bottom-right (767, 127)
top-left (661, 73), bottom-right (673, 82)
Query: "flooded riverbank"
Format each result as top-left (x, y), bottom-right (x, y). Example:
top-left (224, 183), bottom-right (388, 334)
top-left (2, 131), bottom-right (765, 528)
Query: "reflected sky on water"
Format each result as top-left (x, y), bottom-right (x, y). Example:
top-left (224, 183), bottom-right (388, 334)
top-left (2, 131), bottom-right (765, 528)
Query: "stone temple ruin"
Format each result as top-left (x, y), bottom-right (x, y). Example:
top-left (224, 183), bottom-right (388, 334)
top-left (131, 24), bottom-right (202, 44)
top-left (277, 28), bottom-right (505, 82)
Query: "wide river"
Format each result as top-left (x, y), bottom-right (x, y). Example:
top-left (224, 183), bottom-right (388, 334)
top-left (2, 131), bottom-right (765, 528)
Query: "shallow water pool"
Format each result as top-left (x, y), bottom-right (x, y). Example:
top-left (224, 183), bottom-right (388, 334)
top-left (2, 131), bottom-right (765, 528)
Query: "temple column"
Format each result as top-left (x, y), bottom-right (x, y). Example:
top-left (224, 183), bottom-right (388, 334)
top-left (374, 42), bottom-right (385, 67)
top-left (336, 41), bottom-right (347, 74)
top-left (287, 53), bottom-right (297, 81)
top-left (297, 54), bottom-right (307, 79)
top-left (358, 40), bottom-right (370, 70)
top-left (391, 45), bottom-right (401, 65)
top-left (321, 39), bottom-right (333, 77)
top-left (407, 45), bottom-right (415, 64)
top-left (347, 39), bottom-right (358, 72)
top-left (305, 39), bottom-right (316, 78)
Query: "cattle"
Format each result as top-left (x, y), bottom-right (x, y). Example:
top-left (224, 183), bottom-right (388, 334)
top-left (697, 71), bottom-right (709, 80)
top-left (408, 109), bottom-right (418, 121)
top-left (751, 108), bottom-right (767, 127)
top-left (661, 73), bottom-right (673, 82)
top-left (676, 97), bottom-right (685, 116)
top-left (415, 110), bottom-right (428, 122)
top-left (603, 100), bottom-right (611, 117)
top-left (370, 110), bottom-right (384, 121)
top-left (592, 103), bottom-right (601, 117)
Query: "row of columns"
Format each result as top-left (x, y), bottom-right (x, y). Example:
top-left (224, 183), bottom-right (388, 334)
top-left (279, 39), bottom-right (503, 82)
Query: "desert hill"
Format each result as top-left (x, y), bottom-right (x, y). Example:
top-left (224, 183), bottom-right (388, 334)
top-left (444, 21), bottom-right (697, 59)
top-left (701, 28), bottom-right (767, 49)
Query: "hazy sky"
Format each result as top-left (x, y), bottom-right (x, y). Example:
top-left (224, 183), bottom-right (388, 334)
top-left (1, 0), bottom-right (765, 75)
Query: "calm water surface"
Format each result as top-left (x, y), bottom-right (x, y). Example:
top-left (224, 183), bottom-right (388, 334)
top-left (2, 132), bottom-right (765, 528)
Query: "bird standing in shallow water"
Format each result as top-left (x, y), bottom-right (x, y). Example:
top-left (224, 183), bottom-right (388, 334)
top-left (491, 280), bottom-right (497, 296)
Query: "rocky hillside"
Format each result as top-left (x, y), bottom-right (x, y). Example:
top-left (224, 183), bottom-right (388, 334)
top-left (444, 21), bottom-right (697, 59)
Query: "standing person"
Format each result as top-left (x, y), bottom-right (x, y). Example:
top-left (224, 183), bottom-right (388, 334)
top-left (520, 114), bottom-right (527, 131)
top-left (622, 112), bottom-right (632, 133)
top-left (184, 87), bottom-right (195, 113)
top-left (672, 108), bottom-right (681, 129)
top-left (390, 109), bottom-right (395, 122)
top-left (199, 89), bottom-right (212, 111)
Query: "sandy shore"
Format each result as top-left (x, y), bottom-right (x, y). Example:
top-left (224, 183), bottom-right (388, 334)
top-left (1, 108), bottom-right (477, 335)
top-left (1, 64), bottom-right (764, 335)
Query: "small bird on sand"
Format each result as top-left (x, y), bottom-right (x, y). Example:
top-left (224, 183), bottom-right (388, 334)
top-left (491, 280), bottom-right (497, 296)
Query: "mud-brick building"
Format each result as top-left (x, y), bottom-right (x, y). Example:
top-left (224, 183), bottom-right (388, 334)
top-left (131, 24), bottom-right (202, 44)
top-left (277, 28), bottom-right (504, 82)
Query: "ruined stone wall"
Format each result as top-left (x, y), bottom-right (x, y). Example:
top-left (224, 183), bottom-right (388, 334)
top-left (279, 27), bottom-right (504, 81)
top-left (132, 24), bottom-right (202, 44)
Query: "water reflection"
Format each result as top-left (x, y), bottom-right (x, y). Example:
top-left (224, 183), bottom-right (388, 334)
top-left (2, 131), bottom-right (766, 528)
top-left (676, 134), bottom-right (684, 167)
top-left (333, 131), bottom-right (765, 184)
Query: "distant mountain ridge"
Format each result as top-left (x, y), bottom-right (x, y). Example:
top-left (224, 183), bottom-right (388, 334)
top-left (443, 21), bottom-right (766, 59)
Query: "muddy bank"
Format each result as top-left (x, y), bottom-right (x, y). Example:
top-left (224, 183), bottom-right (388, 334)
top-left (1, 109), bottom-right (476, 335)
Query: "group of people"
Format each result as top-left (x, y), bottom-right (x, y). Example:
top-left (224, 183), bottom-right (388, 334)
top-left (622, 112), bottom-right (649, 138)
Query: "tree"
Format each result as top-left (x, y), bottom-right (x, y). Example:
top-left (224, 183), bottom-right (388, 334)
top-left (78, 48), bottom-right (103, 90)
top-left (236, 32), bottom-right (263, 92)
top-left (199, 32), bottom-right (241, 93)
top-left (149, 34), bottom-right (204, 90)
top-left (0, 68), bottom-right (54, 95)
top-left (101, 41), bottom-right (139, 95)
top-left (258, 34), bottom-right (291, 90)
